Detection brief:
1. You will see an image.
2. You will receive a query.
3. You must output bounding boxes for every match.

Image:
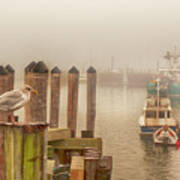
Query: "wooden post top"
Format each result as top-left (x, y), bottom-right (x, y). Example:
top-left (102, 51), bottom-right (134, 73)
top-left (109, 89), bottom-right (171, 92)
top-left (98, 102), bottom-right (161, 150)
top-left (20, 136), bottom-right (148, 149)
top-left (5, 65), bottom-right (14, 73)
top-left (51, 66), bottom-right (61, 74)
top-left (87, 66), bottom-right (96, 73)
top-left (25, 61), bottom-right (37, 73)
top-left (69, 66), bottom-right (79, 74)
top-left (0, 122), bottom-right (48, 132)
top-left (33, 61), bottom-right (48, 73)
top-left (0, 66), bottom-right (8, 75)
top-left (25, 61), bottom-right (48, 73)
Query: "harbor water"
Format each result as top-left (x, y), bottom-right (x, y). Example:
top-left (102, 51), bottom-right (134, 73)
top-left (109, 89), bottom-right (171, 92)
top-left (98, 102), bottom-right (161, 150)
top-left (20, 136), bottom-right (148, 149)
top-left (16, 81), bottom-right (180, 180)
top-left (61, 83), bottom-right (180, 180)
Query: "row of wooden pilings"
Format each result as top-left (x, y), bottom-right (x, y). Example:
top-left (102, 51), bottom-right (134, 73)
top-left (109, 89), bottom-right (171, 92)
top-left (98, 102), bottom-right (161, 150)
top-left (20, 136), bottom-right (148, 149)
top-left (0, 62), bottom-right (96, 133)
top-left (0, 61), bottom-right (98, 180)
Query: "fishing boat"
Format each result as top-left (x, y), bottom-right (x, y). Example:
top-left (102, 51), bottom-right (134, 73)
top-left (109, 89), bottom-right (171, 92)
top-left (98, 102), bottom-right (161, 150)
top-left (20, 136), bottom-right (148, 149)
top-left (147, 47), bottom-right (180, 99)
top-left (139, 79), bottom-right (177, 135)
top-left (153, 125), bottom-right (178, 145)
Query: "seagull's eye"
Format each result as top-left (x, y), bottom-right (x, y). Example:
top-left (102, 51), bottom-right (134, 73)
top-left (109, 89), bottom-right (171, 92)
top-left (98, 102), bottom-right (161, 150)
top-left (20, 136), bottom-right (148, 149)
top-left (26, 87), bottom-right (31, 91)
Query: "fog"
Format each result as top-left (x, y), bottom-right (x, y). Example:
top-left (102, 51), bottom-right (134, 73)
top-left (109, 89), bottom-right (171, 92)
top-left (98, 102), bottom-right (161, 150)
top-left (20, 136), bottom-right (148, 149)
top-left (0, 0), bottom-right (180, 72)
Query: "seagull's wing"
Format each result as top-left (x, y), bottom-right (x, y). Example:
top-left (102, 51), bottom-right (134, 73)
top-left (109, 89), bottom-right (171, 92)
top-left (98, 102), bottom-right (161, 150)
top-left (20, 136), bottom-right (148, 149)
top-left (0, 90), bottom-right (26, 111)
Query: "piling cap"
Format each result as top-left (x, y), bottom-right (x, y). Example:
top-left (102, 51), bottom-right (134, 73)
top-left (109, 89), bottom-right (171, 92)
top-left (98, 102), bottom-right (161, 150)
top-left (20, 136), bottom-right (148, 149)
top-left (33, 61), bottom-right (49, 73)
top-left (69, 66), bottom-right (79, 74)
top-left (5, 64), bottom-right (15, 73)
top-left (51, 66), bottom-right (61, 74)
top-left (25, 61), bottom-right (37, 73)
top-left (0, 66), bottom-right (8, 75)
top-left (87, 66), bottom-right (96, 73)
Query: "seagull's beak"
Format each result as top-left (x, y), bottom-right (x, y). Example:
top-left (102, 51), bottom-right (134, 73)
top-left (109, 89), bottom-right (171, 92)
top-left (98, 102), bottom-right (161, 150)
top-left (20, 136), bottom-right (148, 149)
top-left (31, 89), bottom-right (39, 95)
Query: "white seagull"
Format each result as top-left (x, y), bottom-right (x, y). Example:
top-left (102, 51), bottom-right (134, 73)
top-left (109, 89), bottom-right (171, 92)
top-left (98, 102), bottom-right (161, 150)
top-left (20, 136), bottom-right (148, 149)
top-left (0, 84), bottom-right (38, 124)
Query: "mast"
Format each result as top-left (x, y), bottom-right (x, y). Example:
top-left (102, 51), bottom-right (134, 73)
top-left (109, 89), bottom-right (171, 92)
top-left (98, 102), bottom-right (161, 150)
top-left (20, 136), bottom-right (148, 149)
top-left (157, 78), bottom-right (160, 120)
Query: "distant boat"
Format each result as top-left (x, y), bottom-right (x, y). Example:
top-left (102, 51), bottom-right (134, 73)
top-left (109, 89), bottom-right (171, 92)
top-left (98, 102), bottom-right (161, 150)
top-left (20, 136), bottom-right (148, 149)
top-left (147, 48), bottom-right (180, 98)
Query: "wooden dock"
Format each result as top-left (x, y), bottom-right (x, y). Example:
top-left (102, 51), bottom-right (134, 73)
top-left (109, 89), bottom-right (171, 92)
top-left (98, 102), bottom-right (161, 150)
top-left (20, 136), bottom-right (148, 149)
top-left (0, 62), bottom-right (112, 180)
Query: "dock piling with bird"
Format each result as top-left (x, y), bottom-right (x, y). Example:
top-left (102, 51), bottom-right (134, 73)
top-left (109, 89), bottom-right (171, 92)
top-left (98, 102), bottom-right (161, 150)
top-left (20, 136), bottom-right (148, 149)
top-left (0, 63), bottom-right (112, 180)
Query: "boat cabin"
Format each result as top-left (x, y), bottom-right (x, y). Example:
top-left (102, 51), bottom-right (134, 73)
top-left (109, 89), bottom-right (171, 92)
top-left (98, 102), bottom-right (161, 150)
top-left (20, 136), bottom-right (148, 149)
top-left (142, 96), bottom-right (175, 126)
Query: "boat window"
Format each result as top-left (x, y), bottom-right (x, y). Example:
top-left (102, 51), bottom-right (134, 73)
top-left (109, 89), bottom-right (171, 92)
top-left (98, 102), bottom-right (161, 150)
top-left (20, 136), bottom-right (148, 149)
top-left (167, 111), bottom-right (171, 118)
top-left (159, 111), bottom-right (165, 118)
top-left (146, 111), bottom-right (156, 118)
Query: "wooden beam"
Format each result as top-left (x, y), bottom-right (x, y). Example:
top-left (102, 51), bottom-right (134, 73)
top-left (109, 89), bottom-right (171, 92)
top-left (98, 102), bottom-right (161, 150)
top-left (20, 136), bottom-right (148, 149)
top-left (48, 128), bottom-right (71, 142)
top-left (48, 138), bottom-right (102, 153)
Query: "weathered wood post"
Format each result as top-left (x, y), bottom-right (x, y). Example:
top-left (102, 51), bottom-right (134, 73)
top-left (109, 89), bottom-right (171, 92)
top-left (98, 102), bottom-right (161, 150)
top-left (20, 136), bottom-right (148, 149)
top-left (24, 61), bottom-right (36, 87)
top-left (0, 66), bottom-right (9, 179)
top-left (67, 66), bottom-right (79, 137)
top-left (85, 148), bottom-right (100, 180)
top-left (5, 64), bottom-right (15, 91)
top-left (24, 61), bottom-right (49, 123)
top-left (96, 156), bottom-right (113, 180)
top-left (0, 66), bottom-right (9, 123)
top-left (87, 67), bottom-right (96, 133)
top-left (50, 67), bottom-right (61, 128)
top-left (0, 126), bottom-right (6, 180)
top-left (0, 123), bottom-right (48, 180)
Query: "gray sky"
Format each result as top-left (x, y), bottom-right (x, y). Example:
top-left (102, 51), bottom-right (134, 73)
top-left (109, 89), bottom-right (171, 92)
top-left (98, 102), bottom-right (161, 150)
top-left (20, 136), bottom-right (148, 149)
top-left (0, 0), bottom-right (180, 71)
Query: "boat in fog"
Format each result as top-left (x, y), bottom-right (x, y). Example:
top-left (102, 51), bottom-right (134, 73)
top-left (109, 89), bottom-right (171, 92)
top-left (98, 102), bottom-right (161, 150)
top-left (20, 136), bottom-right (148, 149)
top-left (139, 79), bottom-right (177, 135)
top-left (147, 48), bottom-right (180, 98)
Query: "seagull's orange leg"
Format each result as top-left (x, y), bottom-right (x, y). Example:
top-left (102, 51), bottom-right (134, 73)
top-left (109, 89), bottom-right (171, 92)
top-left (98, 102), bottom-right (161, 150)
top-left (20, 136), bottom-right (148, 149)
top-left (10, 113), bottom-right (19, 125)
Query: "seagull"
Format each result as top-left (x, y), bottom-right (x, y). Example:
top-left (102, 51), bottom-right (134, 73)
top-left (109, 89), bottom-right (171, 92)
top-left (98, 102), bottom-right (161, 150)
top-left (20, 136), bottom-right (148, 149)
top-left (0, 84), bottom-right (38, 124)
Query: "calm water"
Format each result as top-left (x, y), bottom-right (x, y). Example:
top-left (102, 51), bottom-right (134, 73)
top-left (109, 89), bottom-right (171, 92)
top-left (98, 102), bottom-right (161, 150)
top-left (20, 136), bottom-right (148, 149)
top-left (16, 82), bottom-right (180, 180)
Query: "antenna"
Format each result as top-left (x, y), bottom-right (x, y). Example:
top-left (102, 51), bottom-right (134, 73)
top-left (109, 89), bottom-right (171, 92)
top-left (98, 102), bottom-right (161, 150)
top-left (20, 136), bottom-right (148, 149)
top-left (111, 56), bottom-right (114, 71)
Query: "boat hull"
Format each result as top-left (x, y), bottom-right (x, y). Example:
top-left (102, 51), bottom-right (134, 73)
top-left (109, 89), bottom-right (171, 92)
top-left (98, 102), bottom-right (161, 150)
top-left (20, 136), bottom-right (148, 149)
top-left (153, 127), bottom-right (178, 145)
top-left (140, 126), bottom-right (176, 135)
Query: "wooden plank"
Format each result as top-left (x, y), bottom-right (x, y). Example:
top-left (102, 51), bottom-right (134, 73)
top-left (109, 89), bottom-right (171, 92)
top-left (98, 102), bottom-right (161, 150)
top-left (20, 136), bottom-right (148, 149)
top-left (14, 127), bottom-right (23, 180)
top-left (23, 132), bottom-right (36, 180)
top-left (0, 126), bottom-right (6, 180)
top-left (34, 132), bottom-right (41, 180)
top-left (48, 128), bottom-right (71, 142)
top-left (39, 129), bottom-right (46, 180)
top-left (48, 138), bottom-right (102, 153)
top-left (5, 126), bottom-right (14, 180)
top-left (70, 156), bottom-right (84, 180)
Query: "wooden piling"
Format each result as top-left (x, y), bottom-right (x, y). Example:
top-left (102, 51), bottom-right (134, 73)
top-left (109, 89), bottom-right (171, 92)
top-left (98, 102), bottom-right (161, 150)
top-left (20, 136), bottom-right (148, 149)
top-left (67, 66), bottom-right (79, 137)
top-left (87, 67), bottom-right (97, 131)
top-left (0, 66), bottom-right (9, 179)
top-left (0, 66), bottom-right (9, 122)
top-left (0, 122), bottom-right (48, 180)
top-left (96, 156), bottom-right (113, 180)
top-left (0, 126), bottom-right (6, 180)
top-left (24, 61), bottom-right (49, 123)
top-left (85, 148), bottom-right (100, 180)
top-left (5, 64), bottom-right (15, 91)
top-left (50, 67), bottom-right (61, 128)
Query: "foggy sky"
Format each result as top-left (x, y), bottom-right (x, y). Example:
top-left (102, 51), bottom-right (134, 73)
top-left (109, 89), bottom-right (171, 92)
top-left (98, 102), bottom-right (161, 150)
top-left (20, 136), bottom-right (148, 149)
top-left (0, 0), bottom-right (180, 72)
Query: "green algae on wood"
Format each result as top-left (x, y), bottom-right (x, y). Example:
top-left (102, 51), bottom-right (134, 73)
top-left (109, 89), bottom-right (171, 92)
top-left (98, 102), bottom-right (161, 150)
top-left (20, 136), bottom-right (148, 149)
top-left (5, 126), bottom-right (14, 180)
top-left (23, 132), bottom-right (36, 180)
top-left (0, 126), bottom-right (6, 180)
top-left (14, 127), bottom-right (23, 180)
